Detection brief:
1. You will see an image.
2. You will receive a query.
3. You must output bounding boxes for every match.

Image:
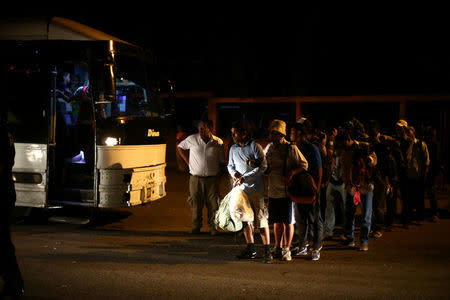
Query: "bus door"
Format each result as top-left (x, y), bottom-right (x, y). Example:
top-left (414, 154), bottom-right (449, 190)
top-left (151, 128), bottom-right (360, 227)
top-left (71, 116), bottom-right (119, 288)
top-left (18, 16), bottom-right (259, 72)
top-left (48, 62), bottom-right (96, 207)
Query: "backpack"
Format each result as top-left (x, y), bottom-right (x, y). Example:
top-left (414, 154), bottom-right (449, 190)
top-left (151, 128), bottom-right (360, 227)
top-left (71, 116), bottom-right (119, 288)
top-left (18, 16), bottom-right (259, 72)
top-left (283, 144), bottom-right (317, 205)
top-left (287, 172), bottom-right (318, 205)
top-left (406, 140), bottom-right (428, 180)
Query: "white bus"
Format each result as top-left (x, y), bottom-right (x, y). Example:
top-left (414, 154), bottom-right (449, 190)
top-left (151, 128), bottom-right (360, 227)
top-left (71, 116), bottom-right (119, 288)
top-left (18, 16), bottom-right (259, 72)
top-left (0, 17), bottom-right (171, 208)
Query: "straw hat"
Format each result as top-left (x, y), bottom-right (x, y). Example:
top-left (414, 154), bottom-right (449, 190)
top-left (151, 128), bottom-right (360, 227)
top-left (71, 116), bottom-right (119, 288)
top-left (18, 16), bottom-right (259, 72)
top-left (396, 119), bottom-right (408, 127)
top-left (268, 119), bottom-right (287, 136)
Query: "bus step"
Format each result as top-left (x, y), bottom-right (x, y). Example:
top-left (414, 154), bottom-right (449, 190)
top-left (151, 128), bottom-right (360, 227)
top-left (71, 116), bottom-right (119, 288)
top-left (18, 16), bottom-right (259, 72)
top-left (50, 200), bottom-right (95, 207)
top-left (52, 188), bottom-right (95, 203)
top-left (48, 215), bottom-right (91, 225)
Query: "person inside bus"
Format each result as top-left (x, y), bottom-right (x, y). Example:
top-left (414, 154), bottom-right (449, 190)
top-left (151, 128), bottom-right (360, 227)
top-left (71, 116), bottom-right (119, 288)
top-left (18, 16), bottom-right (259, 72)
top-left (72, 84), bottom-right (94, 163)
top-left (56, 71), bottom-right (76, 127)
top-left (55, 71), bottom-right (78, 172)
top-left (55, 71), bottom-right (92, 164)
top-left (71, 84), bottom-right (93, 164)
top-left (56, 71), bottom-right (72, 99)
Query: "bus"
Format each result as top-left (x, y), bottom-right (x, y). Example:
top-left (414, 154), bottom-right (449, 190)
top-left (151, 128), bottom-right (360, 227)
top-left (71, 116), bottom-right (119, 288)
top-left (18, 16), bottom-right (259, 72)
top-left (0, 17), bottom-right (172, 208)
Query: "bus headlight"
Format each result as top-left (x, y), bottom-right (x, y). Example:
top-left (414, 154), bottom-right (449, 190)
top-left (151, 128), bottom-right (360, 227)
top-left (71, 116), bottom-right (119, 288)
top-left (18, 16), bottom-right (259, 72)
top-left (105, 137), bottom-right (118, 146)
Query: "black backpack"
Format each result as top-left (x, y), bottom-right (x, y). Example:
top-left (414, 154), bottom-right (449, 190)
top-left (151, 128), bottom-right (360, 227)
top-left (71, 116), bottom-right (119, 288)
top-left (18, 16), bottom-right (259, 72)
top-left (283, 144), bottom-right (317, 205)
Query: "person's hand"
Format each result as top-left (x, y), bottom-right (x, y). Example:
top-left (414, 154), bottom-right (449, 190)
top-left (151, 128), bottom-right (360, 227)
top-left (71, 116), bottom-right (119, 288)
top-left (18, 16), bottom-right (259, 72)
top-left (350, 185), bottom-right (358, 196)
top-left (386, 183), bottom-right (392, 195)
top-left (233, 172), bottom-right (244, 185)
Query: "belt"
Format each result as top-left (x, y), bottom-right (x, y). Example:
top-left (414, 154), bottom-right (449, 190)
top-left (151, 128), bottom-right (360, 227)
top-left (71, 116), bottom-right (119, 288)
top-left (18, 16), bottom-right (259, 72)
top-left (191, 174), bottom-right (216, 178)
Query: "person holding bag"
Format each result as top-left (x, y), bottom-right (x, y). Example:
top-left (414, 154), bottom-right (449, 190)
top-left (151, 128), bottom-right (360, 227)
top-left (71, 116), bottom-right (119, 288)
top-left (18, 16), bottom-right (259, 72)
top-left (264, 120), bottom-right (308, 261)
top-left (227, 121), bottom-right (272, 263)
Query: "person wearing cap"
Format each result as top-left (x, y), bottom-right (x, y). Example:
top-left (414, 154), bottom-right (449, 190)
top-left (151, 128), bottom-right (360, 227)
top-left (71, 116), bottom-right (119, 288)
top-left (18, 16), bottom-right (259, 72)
top-left (177, 119), bottom-right (226, 236)
top-left (296, 117), bottom-right (313, 140)
top-left (404, 126), bottom-right (429, 225)
top-left (368, 120), bottom-right (398, 236)
top-left (290, 121), bottom-right (324, 261)
top-left (394, 120), bottom-right (411, 228)
top-left (264, 119), bottom-right (308, 261)
top-left (228, 121), bottom-right (272, 263)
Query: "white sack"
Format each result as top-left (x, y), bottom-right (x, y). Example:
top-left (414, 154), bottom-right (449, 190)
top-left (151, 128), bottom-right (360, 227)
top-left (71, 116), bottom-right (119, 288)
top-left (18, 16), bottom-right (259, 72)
top-left (229, 186), bottom-right (254, 223)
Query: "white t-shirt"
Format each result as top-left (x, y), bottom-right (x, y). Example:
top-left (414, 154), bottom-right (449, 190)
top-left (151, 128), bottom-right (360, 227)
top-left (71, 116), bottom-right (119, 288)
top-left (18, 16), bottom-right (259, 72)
top-left (264, 141), bottom-right (308, 198)
top-left (178, 133), bottom-right (225, 176)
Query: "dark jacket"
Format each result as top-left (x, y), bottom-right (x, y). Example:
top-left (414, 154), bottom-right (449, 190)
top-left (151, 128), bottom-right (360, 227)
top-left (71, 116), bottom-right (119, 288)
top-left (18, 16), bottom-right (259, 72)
top-left (0, 125), bottom-right (16, 209)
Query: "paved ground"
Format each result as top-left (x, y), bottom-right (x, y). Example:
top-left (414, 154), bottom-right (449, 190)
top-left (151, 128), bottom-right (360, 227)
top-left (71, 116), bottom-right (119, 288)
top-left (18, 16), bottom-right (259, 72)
top-left (6, 166), bottom-right (450, 299)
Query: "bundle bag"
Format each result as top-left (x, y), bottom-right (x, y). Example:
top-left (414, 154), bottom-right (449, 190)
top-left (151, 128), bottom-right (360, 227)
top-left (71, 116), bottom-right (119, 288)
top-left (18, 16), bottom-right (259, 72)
top-left (214, 190), bottom-right (243, 232)
top-left (284, 144), bottom-right (317, 205)
top-left (228, 187), bottom-right (254, 223)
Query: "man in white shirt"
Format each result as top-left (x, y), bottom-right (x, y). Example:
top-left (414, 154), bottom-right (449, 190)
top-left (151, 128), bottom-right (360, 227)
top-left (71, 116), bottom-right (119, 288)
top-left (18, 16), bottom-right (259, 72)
top-left (177, 119), bottom-right (226, 235)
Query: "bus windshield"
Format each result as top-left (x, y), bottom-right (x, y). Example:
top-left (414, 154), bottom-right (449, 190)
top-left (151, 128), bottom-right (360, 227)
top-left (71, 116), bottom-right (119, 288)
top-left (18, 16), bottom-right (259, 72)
top-left (113, 79), bottom-right (149, 116)
top-left (100, 52), bottom-right (160, 119)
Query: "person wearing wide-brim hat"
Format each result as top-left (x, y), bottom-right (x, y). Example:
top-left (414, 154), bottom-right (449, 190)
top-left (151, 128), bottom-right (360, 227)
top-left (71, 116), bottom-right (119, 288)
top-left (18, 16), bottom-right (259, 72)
top-left (268, 119), bottom-right (287, 137)
top-left (264, 119), bottom-right (308, 261)
top-left (396, 119), bottom-right (408, 127)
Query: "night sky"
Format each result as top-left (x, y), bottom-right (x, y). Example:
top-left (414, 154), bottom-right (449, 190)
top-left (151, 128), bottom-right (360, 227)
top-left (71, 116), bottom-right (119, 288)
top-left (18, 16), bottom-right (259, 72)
top-left (3, 5), bottom-right (450, 96)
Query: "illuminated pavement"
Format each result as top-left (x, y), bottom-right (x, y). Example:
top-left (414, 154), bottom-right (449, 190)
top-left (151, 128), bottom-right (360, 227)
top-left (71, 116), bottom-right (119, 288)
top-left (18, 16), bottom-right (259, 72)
top-left (8, 166), bottom-right (450, 299)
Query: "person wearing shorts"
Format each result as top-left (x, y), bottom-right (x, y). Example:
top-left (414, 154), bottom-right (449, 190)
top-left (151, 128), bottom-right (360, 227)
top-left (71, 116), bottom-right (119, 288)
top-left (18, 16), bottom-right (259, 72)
top-left (264, 120), bottom-right (308, 261)
top-left (227, 121), bottom-right (272, 263)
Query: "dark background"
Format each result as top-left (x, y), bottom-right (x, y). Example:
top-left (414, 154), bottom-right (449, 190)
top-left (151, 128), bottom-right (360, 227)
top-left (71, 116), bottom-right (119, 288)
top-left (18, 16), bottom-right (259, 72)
top-left (4, 4), bottom-right (449, 97)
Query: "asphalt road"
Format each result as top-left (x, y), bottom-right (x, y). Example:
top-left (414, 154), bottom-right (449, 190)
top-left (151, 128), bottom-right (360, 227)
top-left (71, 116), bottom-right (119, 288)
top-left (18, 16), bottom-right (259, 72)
top-left (7, 166), bottom-right (450, 299)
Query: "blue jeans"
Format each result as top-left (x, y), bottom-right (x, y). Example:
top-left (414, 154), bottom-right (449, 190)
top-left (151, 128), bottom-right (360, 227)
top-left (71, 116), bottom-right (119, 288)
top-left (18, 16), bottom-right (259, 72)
top-left (344, 187), bottom-right (373, 244)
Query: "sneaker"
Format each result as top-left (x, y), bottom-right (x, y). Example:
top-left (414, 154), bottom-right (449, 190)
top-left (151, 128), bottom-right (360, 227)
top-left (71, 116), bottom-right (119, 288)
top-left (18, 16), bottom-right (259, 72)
top-left (71, 150), bottom-right (86, 164)
top-left (237, 248), bottom-right (257, 259)
top-left (373, 231), bottom-right (383, 239)
top-left (295, 246), bottom-right (309, 256)
top-left (272, 247), bottom-right (282, 260)
top-left (281, 248), bottom-right (292, 261)
top-left (311, 250), bottom-right (320, 261)
top-left (263, 249), bottom-right (273, 264)
top-left (313, 245), bottom-right (323, 252)
top-left (432, 215), bottom-right (440, 223)
top-left (359, 242), bottom-right (369, 251)
top-left (290, 246), bottom-right (299, 256)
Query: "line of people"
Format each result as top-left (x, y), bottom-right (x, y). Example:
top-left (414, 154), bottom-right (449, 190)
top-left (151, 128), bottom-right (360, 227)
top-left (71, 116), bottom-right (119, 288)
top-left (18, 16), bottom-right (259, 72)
top-left (177, 116), bottom-right (443, 264)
